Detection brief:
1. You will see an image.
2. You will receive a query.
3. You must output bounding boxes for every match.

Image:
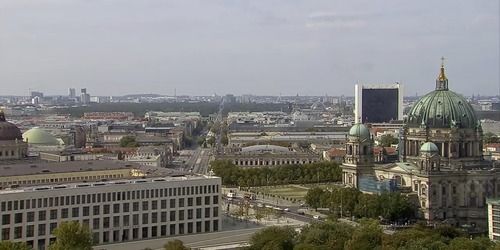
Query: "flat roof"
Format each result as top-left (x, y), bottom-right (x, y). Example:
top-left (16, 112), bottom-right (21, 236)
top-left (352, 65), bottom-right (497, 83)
top-left (0, 175), bottom-right (220, 195)
top-left (0, 160), bottom-right (138, 177)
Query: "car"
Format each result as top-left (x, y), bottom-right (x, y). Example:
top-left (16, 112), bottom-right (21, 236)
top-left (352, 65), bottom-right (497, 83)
top-left (313, 215), bottom-right (321, 220)
top-left (257, 203), bottom-right (264, 208)
top-left (283, 208), bottom-right (290, 212)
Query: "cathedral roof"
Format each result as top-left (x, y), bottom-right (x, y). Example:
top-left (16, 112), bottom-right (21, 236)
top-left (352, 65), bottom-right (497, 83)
top-left (0, 111), bottom-right (23, 141)
top-left (405, 62), bottom-right (478, 129)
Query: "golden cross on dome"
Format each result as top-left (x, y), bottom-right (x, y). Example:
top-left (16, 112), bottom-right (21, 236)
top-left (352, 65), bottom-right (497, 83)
top-left (441, 56), bottom-right (446, 67)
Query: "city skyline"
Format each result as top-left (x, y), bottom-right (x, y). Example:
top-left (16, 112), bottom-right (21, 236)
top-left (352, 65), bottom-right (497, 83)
top-left (0, 1), bottom-right (498, 97)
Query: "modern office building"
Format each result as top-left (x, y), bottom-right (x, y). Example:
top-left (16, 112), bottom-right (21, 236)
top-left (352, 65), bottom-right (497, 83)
top-left (0, 175), bottom-right (222, 250)
top-left (354, 83), bottom-right (403, 123)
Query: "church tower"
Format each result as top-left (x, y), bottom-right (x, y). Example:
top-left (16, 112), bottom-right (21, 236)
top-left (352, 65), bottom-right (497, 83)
top-left (342, 123), bottom-right (374, 188)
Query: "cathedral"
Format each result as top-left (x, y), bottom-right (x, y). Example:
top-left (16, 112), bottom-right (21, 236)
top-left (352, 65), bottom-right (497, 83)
top-left (342, 62), bottom-right (497, 230)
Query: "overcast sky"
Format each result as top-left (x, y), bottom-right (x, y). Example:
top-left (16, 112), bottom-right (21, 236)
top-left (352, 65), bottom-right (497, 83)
top-left (0, 0), bottom-right (498, 97)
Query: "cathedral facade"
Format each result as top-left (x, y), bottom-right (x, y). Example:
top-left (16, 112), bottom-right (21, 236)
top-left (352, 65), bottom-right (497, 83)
top-left (342, 63), bottom-right (498, 230)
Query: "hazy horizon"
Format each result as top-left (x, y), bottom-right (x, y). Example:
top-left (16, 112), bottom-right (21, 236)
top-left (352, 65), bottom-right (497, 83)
top-left (1, 0), bottom-right (498, 97)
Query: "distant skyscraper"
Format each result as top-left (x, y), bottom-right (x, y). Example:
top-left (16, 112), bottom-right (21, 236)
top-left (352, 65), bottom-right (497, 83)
top-left (80, 88), bottom-right (90, 104)
top-left (354, 83), bottom-right (403, 123)
top-left (69, 88), bottom-right (76, 98)
top-left (30, 91), bottom-right (43, 99)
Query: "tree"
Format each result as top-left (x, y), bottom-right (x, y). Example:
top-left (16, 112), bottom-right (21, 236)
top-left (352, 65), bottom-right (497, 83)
top-left (305, 187), bottom-right (325, 211)
top-left (119, 135), bottom-right (138, 147)
top-left (297, 222), bottom-right (355, 250)
top-left (164, 239), bottom-right (188, 250)
top-left (49, 221), bottom-right (93, 250)
top-left (0, 241), bottom-right (30, 250)
top-left (345, 219), bottom-right (383, 250)
top-left (379, 134), bottom-right (399, 147)
top-left (248, 226), bottom-right (296, 250)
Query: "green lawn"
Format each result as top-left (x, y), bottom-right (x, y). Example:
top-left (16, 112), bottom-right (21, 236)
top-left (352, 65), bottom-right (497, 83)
top-left (251, 185), bottom-right (310, 200)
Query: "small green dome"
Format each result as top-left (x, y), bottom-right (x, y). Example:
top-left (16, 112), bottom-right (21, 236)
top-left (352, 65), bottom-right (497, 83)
top-left (23, 127), bottom-right (62, 145)
top-left (349, 123), bottom-right (371, 141)
top-left (420, 142), bottom-right (438, 153)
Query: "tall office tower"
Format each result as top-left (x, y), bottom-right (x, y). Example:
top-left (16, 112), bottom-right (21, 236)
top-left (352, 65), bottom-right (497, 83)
top-left (80, 88), bottom-right (90, 104)
top-left (354, 83), bottom-right (403, 123)
top-left (69, 88), bottom-right (76, 98)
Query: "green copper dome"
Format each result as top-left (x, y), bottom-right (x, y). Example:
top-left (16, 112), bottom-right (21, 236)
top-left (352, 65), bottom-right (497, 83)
top-left (420, 142), bottom-right (438, 153)
top-left (406, 64), bottom-right (478, 129)
top-left (23, 127), bottom-right (62, 145)
top-left (349, 123), bottom-right (371, 141)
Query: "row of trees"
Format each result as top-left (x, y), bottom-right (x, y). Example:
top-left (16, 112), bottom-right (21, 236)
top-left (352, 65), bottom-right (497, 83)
top-left (305, 187), bottom-right (415, 222)
top-left (211, 160), bottom-right (342, 187)
top-left (248, 220), bottom-right (499, 250)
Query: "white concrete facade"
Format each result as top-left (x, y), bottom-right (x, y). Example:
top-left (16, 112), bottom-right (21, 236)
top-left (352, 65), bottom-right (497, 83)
top-left (0, 176), bottom-right (222, 250)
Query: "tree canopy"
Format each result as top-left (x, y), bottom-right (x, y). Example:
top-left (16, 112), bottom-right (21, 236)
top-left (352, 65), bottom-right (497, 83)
top-left (248, 221), bottom-right (500, 250)
top-left (164, 239), bottom-right (189, 250)
top-left (119, 135), bottom-right (139, 147)
top-left (248, 226), bottom-right (297, 250)
top-left (379, 134), bottom-right (399, 147)
top-left (211, 160), bottom-right (342, 187)
top-left (48, 221), bottom-right (93, 250)
top-left (0, 241), bottom-right (30, 250)
top-left (304, 186), bottom-right (415, 222)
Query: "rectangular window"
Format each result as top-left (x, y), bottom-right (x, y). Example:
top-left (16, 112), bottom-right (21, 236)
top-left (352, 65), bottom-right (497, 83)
top-left (14, 226), bottom-right (22, 239)
top-left (179, 210), bottom-right (185, 221)
top-left (169, 211), bottom-right (176, 221)
top-left (213, 195), bottom-right (219, 204)
top-left (103, 205), bottom-right (110, 214)
top-left (83, 206), bottom-right (90, 217)
top-left (38, 211), bottom-right (46, 221)
top-left (50, 209), bottom-right (57, 220)
top-left (93, 205), bottom-right (100, 216)
top-left (142, 201), bottom-right (148, 211)
top-left (152, 200), bottom-right (158, 210)
top-left (113, 204), bottom-right (120, 213)
top-left (38, 224), bottom-right (46, 236)
top-left (26, 225), bottom-right (35, 238)
top-left (113, 216), bottom-right (120, 227)
top-left (123, 215), bottom-right (130, 226)
top-left (205, 208), bottom-right (210, 218)
top-left (14, 213), bottom-right (22, 224)
top-left (123, 203), bottom-right (130, 213)
top-left (161, 212), bottom-right (167, 223)
top-left (103, 217), bottom-right (110, 228)
top-left (161, 200), bottom-right (167, 209)
top-left (133, 214), bottom-right (139, 226)
top-left (142, 213), bottom-right (149, 224)
top-left (27, 212), bottom-right (34, 223)
top-left (72, 207), bottom-right (79, 217)
top-left (188, 198), bottom-right (193, 206)
top-left (179, 198), bottom-right (185, 208)
top-left (170, 199), bottom-right (176, 209)
top-left (93, 218), bottom-right (100, 230)
top-left (205, 196), bottom-right (210, 205)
